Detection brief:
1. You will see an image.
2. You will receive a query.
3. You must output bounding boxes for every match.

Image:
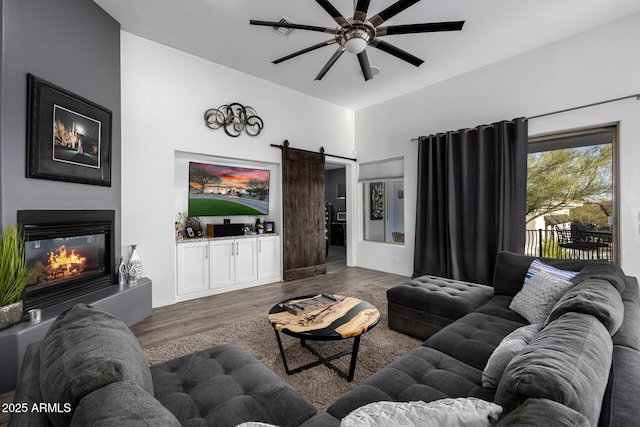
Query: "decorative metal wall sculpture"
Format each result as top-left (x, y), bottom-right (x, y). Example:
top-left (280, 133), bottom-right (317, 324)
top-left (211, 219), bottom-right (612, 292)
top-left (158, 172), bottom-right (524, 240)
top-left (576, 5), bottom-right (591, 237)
top-left (204, 103), bottom-right (264, 137)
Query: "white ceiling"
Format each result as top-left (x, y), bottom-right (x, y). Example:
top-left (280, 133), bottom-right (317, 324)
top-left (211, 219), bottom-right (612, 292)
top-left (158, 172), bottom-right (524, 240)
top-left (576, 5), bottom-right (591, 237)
top-left (93, 0), bottom-right (640, 111)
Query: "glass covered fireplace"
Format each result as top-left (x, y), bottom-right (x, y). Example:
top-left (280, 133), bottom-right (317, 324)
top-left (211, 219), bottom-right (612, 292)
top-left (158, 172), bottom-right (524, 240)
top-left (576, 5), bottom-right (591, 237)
top-left (17, 210), bottom-right (115, 311)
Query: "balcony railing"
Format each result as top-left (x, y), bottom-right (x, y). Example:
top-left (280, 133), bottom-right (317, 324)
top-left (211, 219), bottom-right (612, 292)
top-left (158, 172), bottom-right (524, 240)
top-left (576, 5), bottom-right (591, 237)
top-left (525, 228), bottom-right (613, 262)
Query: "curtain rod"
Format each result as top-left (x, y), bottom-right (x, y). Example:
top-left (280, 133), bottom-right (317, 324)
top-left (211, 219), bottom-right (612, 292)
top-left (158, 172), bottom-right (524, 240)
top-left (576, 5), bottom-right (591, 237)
top-left (271, 140), bottom-right (357, 162)
top-left (410, 92), bottom-right (640, 142)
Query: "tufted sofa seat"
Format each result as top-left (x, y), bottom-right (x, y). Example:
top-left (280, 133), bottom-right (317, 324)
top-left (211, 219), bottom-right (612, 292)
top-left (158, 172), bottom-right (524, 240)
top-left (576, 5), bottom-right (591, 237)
top-left (150, 344), bottom-right (316, 427)
top-left (387, 276), bottom-right (495, 339)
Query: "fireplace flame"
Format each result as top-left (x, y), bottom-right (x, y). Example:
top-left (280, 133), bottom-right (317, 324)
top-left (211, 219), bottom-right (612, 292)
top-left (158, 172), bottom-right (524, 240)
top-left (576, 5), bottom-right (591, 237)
top-left (48, 245), bottom-right (87, 277)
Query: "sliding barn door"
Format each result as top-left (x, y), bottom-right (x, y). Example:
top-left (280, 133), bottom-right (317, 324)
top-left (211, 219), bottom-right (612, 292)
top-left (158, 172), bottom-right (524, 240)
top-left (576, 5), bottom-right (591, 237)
top-left (282, 148), bottom-right (326, 280)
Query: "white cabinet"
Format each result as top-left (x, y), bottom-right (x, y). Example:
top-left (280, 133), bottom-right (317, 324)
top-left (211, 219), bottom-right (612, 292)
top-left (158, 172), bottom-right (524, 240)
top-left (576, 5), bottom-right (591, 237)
top-left (176, 241), bottom-right (210, 295)
top-left (235, 238), bottom-right (258, 284)
top-left (210, 238), bottom-right (258, 288)
top-left (176, 235), bottom-right (281, 301)
top-left (210, 239), bottom-right (235, 289)
top-left (258, 235), bottom-right (280, 280)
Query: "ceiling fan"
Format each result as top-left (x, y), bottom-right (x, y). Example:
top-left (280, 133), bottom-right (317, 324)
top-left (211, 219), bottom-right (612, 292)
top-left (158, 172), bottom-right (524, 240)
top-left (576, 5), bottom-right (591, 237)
top-left (250, 0), bottom-right (464, 81)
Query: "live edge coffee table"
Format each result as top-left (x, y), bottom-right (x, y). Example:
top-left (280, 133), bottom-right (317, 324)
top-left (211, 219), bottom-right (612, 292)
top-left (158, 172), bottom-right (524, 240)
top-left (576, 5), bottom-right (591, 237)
top-left (268, 294), bottom-right (380, 382)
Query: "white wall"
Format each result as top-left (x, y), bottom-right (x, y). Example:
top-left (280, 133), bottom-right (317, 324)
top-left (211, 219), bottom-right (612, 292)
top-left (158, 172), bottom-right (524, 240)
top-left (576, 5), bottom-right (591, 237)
top-left (355, 12), bottom-right (640, 278)
top-left (121, 32), bottom-right (354, 307)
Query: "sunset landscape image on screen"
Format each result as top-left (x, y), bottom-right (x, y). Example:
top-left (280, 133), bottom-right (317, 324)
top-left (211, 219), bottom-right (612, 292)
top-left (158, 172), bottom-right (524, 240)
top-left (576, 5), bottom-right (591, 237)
top-left (188, 162), bottom-right (270, 216)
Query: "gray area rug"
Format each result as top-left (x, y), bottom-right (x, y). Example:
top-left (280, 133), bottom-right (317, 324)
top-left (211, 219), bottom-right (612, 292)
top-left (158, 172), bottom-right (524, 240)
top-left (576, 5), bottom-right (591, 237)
top-left (143, 284), bottom-right (422, 412)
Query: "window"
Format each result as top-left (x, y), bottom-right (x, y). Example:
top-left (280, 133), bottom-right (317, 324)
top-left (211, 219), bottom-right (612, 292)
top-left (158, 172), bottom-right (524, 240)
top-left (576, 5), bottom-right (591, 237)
top-left (526, 125), bottom-right (618, 263)
top-left (359, 158), bottom-right (404, 244)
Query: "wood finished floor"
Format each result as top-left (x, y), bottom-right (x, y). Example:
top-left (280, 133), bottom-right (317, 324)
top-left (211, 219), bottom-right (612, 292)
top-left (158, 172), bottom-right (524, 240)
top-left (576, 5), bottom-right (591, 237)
top-left (132, 246), bottom-right (409, 349)
top-left (0, 246), bottom-right (409, 426)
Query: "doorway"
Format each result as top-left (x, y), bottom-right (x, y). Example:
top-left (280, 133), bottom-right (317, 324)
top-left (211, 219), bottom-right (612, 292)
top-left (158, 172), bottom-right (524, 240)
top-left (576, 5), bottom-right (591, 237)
top-left (325, 162), bottom-right (347, 269)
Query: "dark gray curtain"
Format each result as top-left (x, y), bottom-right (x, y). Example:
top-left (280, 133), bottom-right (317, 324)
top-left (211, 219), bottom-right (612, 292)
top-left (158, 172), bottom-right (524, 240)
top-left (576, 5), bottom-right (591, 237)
top-left (413, 118), bottom-right (528, 284)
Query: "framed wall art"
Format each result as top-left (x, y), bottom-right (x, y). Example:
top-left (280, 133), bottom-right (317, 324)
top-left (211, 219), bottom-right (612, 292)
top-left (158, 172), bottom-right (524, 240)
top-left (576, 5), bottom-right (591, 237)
top-left (26, 73), bottom-right (112, 186)
top-left (370, 181), bottom-right (384, 220)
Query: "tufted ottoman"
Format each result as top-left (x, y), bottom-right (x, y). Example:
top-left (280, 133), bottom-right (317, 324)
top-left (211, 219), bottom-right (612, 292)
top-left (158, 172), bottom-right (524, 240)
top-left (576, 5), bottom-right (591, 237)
top-left (387, 276), bottom-right (495, 339)
top-left (150, 343), bottom-right (317, 427)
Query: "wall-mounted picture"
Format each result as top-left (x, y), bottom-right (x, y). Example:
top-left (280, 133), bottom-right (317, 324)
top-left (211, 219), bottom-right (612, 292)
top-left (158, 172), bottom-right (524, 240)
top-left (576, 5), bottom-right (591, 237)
top-left (27, 74), bottom-right (112, 186)
top-left (370, 181), bottom-right (384, 220)
top-left (188, 162), bottom-right (270, 216)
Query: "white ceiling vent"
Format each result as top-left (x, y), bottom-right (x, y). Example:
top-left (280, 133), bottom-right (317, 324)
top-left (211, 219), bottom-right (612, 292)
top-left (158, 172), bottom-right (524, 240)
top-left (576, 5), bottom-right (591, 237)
top-left (273, 17), bottom-right (295, 36)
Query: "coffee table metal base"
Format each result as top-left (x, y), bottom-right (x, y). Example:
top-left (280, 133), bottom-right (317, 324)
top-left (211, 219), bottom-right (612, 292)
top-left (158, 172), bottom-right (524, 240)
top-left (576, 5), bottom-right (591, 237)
top-left (273, 330), bottom-right (361, 382)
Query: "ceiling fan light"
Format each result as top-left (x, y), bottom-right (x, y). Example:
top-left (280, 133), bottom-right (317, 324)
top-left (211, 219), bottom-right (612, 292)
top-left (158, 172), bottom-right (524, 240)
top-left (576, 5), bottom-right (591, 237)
top-left (344, 37), bottom-right (367, 54)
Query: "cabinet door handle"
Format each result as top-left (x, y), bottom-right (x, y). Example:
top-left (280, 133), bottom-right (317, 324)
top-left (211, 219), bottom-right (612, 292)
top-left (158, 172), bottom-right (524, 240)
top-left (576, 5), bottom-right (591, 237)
top-left (205, 245), bottom-right (208, 259)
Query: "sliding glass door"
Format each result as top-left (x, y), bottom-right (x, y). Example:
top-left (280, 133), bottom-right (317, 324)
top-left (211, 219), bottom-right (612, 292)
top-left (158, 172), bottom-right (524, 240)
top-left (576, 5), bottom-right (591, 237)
top-left (525, 125), bottom-right (618, 263)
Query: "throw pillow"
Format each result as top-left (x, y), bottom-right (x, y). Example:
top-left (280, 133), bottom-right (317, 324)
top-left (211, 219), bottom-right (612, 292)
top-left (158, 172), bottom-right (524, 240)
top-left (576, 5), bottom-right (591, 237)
top-left (481, 323), bottom-right (543, 388)
top-left (340, 398), bottom-right (502, 427)
top-left (510, 270), bottom-right (574, 324)
top-left (524, 259), bottom-right (578, 285)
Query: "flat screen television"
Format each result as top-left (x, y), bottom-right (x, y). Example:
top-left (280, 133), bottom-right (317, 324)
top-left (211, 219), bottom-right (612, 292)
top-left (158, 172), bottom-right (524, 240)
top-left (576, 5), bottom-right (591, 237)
top-left (188, 162), bottom-right (270, 216)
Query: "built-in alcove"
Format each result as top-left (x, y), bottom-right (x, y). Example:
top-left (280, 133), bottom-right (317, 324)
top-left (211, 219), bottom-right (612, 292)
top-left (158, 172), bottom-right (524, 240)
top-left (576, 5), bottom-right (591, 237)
top-left (174, 151), bottom-right (281, 233)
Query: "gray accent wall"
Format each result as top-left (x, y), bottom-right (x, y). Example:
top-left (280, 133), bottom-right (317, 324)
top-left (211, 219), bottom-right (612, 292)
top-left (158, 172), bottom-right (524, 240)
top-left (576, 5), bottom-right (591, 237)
top-left (0, 0), bottom-right (121, 260)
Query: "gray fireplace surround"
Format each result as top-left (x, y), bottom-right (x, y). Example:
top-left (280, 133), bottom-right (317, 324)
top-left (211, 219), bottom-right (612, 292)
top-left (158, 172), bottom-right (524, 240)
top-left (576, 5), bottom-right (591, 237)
top-left (0, 278), bottom-right (152, 393)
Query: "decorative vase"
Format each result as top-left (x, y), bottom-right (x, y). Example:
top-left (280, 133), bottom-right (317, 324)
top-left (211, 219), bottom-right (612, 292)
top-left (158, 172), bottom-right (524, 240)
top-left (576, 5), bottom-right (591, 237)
top-left (0, 300), bottom-right (24, 331)
top-left (117, 256), bottom-right (127, 286)
top-left (127, 244), bottom-right (143, 284)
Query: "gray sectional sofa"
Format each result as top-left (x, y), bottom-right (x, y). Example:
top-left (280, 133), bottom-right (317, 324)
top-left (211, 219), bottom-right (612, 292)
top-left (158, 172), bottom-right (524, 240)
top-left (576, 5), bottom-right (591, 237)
top-left (9, 251), bottom-right (640, 426)
top-left (8, 304), bottom-right (317, 427)
top-left (301, 251), bottom-right (640, 426)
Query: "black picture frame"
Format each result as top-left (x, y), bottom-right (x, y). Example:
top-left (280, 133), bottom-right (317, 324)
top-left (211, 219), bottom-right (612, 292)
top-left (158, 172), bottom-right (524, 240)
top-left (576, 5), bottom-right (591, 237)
top-left (27, 74), bottom-right (112, 186)
top-left (265, 221), bottom-right (275, 233)
top-left (370, 182), bottom-right (384, 220)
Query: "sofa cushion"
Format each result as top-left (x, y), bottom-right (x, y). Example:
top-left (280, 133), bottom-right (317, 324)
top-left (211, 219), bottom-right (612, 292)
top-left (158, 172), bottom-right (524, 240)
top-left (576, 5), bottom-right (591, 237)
top-left (599, 345), bottom-right (640, 427)
top-left (39, 304), bottom-right (153, 427)
top-left (492, 251), bottom-right (596, 296)
top-left (481, 324), bottom-right (543, 388)
top-left (340, 398), bottom-right (502, 427)
top-left (150, 343), bottom-right (316, 427)
top-left (473, 296), bottom-right (528, 324)
top-left (7, 342), bottom-right (50, 427)
top-left (509, 271), bottom-right (574, 324)
top-left (495, 312), bottom-right (613, 426)
top-left (613, 300), bottom-right (640, 350)
top-left (573, 261), bottom-right (626, 294)
top-left (545, 278), bottom-right (624, 335)
top-left (326, 346), bottom-right (495, 421)
top-left (71, 381), bottom-right (181, 427)
top-left (424, 312), bottom-right (525, 371)
top-left (495, 398), bottom-right (589, 427)
top-left (523, 259), bottom-right (578, 284)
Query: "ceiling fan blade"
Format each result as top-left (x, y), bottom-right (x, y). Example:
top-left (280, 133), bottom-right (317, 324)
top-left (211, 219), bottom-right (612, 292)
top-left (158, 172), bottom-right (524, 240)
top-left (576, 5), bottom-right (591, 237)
top-left (315, 0), bottom-right (349, 27)
top-left (273, 39), bottom-right (337, 64)
top-left (357, 50), bottom-right (373, 81)
top-left (377, 21), bottom-right (465, 36)
top-left (370, 39), bottom-right (424, 67)
top-left (354, 0), bottom-right (372, 22)
top-left (368, 0), bottom-right (422, 27)
top-left (250, 20), bottom-right (338, 34)
top-left (315, 47), bottom-right (345, 80)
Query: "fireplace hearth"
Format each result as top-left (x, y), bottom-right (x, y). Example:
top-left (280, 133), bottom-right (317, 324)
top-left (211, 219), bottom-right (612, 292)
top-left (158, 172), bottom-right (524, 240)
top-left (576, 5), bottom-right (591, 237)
top-left (17, 210), bottom-right (115, 312)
